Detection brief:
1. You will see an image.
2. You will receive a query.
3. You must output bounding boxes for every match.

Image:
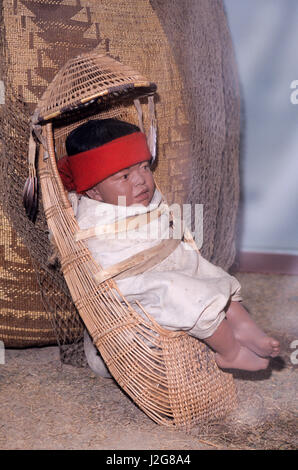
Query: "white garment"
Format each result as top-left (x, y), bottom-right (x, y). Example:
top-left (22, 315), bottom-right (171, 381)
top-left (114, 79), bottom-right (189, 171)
top-left (74, 189), bottom-right (241, 340)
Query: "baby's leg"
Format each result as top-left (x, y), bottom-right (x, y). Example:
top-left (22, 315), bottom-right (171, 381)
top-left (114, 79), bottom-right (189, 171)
top-left (204, 319), bottom-right (269, 371)
top-left (225, 301), bottom-right (280, 358)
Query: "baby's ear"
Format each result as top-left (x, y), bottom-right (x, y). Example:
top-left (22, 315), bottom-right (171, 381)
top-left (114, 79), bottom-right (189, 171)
top-left (85, 186), bottom-right (103, 202)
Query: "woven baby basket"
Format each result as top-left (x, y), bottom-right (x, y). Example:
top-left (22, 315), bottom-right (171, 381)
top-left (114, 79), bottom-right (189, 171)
top-left (26, 51), bottom-right (237, 428)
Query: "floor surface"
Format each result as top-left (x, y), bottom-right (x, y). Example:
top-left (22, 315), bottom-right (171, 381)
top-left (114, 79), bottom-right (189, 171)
top-left (0, 273), bottom-right (297, 450)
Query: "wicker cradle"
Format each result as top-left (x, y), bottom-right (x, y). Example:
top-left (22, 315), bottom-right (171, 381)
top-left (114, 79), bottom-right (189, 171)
top-left (28, 52), bottom-right (237, 428)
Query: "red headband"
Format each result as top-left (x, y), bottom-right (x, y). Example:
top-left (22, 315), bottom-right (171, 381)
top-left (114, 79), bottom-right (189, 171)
top-left (57, 132), bottom-right (151, 193)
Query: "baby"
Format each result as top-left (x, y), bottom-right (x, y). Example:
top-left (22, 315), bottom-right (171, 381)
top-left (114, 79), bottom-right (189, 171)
top-left (58, 118), bottom-right (280, 373)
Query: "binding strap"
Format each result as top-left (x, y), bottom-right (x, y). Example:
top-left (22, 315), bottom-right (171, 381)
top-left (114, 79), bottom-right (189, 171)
top-left (93, 214), bottom-right (183, 284)
top-left (93, 236), bottom-right (181, 284)
top-left (74, 204), bottom-right (168, 241)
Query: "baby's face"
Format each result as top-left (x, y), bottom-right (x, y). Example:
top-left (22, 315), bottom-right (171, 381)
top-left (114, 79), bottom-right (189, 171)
top-left (85, 161), bottom-right (155, 206)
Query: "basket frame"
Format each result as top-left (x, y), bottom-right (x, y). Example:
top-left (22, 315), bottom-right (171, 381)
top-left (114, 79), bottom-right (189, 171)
top-left (36, 116), bottom-right (237, 428)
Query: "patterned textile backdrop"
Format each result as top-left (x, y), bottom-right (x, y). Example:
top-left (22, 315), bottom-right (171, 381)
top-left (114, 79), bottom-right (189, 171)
top-left (0, 0), bottom-right (240, 351)
top-left (0, 205), bottom-right (57, 346)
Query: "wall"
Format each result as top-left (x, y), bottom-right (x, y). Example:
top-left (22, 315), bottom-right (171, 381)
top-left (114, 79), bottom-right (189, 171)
top-left (224, 0), bottom-right (298, 256)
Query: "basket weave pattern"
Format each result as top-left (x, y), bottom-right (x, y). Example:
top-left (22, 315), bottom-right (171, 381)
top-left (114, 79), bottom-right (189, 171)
top-left (31, 48), bottom-right (238, 427)
top-left (1, 0), bottom-right (240, 356)
top-left (33, 52), bottom-right (156, 124)
top-left (37, 113), bottom-right (236, 427)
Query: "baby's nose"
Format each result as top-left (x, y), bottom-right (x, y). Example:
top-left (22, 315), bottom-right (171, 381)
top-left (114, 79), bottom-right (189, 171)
top-left (132, 168), bottom-right (146, 185)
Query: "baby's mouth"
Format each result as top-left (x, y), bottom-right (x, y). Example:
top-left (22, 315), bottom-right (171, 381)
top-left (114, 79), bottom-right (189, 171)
top-left (134, 188), bottom-right (150, 202)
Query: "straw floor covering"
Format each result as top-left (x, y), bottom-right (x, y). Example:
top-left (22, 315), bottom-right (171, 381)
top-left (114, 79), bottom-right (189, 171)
top-left (0, 272), bottom-right (297, 450)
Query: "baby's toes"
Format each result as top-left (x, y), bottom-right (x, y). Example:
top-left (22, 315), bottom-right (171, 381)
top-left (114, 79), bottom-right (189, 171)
top-left (270, 339), bottom-right (280, 357)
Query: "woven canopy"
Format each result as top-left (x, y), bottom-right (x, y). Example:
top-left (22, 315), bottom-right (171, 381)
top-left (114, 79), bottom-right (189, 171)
top-left (32, 52), bottom-right (157, 125)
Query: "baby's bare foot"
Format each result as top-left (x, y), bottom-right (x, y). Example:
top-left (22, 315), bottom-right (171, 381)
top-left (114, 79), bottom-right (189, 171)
top-left (225, 303), bottom-right (280, 358)
top-left (234, 328), bottom-right (280, 358)
top-left (215, 345), bottom-right (269, 371)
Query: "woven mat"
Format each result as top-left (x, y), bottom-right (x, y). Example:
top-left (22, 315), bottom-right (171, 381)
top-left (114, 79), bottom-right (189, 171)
top-left (0, 204), bottom-right (57, 347)
top-left (0, 0), bottom-right (240, 354)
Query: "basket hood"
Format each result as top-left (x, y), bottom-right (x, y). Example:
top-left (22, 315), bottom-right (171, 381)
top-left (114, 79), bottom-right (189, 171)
top-left (31, 51), bottom-right (157, 125)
